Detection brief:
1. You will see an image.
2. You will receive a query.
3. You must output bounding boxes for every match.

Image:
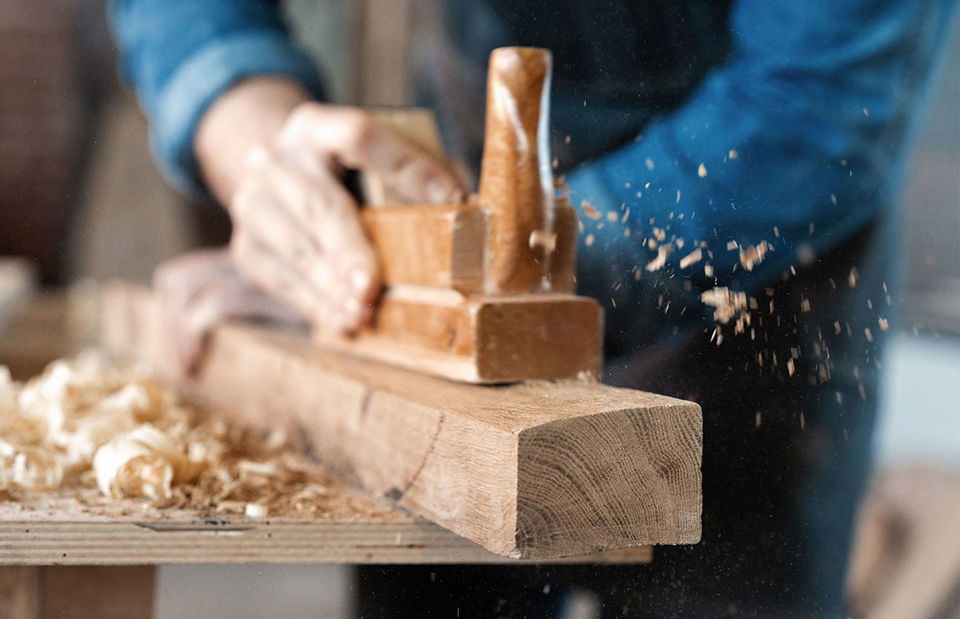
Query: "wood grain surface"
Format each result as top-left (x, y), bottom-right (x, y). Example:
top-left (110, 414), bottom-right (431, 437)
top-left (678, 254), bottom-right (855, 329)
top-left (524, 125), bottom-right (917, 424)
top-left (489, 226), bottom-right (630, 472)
top-left (103, 284), bottom-right (702, 559)
top-left (0, 487), bottom-right (651, 566)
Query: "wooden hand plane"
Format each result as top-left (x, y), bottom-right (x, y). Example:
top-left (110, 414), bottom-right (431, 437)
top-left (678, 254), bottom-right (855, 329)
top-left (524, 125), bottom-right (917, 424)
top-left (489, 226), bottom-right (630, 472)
top-left (317, 47), bottom-right (602, 384)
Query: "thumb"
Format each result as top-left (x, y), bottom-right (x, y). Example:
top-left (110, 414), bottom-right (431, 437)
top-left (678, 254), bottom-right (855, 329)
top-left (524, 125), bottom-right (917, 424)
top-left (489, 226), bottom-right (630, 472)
top-left (281, 104), bottom-right (466, 204)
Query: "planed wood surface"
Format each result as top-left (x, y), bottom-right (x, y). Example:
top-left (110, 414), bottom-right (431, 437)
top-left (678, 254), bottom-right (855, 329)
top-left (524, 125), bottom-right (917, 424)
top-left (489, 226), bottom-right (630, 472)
top-left (103, 284), bottom-right (702, 559)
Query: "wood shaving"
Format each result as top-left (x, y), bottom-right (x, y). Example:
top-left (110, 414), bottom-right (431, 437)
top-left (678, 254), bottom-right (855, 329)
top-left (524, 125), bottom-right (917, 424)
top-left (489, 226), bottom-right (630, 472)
top-left (580, 200), bottom-right (603, 220)
top-left (701, 287), bottom-right (749, 330)
top-left (679, 248), bottom-right (702, 269)
top-left (0, 353), bottom-right (359, 519)
top-left (739, 241), bottom-right (770, 272)
top-left (645, 244), bottom-right (672, 272)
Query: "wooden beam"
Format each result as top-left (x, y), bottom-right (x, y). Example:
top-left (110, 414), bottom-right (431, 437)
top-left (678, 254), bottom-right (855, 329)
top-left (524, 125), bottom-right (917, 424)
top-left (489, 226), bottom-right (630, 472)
top-left (102, 284), bottom-right (702, 559)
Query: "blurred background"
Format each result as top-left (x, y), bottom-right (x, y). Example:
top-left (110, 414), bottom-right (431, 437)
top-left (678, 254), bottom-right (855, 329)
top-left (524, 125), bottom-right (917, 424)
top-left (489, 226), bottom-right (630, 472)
top-left (0, 1), bottom-right (957, 617)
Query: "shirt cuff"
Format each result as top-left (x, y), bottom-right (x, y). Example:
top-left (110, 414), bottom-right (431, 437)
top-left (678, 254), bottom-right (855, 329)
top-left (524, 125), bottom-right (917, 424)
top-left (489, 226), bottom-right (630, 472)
top-left (151, 31), bottom-right (324, 194)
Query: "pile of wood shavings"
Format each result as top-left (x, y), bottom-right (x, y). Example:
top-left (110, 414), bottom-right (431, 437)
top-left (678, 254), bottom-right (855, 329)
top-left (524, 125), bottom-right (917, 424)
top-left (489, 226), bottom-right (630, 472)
top-left (0, 352), bottom-right (360, 519)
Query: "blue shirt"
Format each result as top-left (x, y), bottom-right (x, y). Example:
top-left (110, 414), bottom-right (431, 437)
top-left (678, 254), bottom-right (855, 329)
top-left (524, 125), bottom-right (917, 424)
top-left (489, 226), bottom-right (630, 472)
top-left (109, 0), bottom-right (958, 343)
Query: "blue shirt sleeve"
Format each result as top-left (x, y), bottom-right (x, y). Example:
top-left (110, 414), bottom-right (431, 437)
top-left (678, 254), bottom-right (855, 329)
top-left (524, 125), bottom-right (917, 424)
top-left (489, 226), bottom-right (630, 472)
top-left (566, 0), bottom-right (957, 344)
top-left (109, 0), bottom-right (325, 193)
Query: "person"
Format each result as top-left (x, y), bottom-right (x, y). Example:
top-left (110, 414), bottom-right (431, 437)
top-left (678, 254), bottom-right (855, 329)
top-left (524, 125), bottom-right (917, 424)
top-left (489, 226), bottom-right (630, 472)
top-left (109, 0), bottom-right (958, 615)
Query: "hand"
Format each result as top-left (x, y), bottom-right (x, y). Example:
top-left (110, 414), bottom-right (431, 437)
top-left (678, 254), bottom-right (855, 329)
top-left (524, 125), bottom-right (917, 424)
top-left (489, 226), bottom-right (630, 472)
top-left (153, 249), bottom-right (305, 376)
top-left (230, 103), bottom-right (465, 332)
top-left (195, 77), bottom-right (466, 334)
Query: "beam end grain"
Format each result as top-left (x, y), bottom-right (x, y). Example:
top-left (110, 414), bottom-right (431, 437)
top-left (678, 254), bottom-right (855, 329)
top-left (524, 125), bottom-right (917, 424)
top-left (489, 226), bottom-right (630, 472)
top-left (516, 400), bottom-right (702, 558)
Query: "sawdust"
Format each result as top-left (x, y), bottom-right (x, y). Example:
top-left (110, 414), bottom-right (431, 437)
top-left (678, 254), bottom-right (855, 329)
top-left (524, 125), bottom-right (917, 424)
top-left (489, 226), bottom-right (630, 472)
top-left (0, 353), bottom-right (371, 520)
top-left (580, 200), bottom-right (603, 220)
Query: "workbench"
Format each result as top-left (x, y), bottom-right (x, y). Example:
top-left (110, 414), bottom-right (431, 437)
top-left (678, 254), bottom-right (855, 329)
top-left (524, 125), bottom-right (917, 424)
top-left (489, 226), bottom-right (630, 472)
top-left (0, 287), bottom-right (652, 618)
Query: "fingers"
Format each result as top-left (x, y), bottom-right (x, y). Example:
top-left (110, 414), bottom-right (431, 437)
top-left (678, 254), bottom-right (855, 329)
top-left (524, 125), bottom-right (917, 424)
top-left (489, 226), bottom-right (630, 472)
top-left (232, 154), bottom-right (381, 331)
top-left (229, 230), bottom-right (375, 334)
top-left (221, 102), bottom-right (459, 341)
top-left (280, 104), bottom-right (467, 204)
top-left (153, 249), bottom-right (306, 376)
top-left (247, 150), bottom-right (371, 257)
